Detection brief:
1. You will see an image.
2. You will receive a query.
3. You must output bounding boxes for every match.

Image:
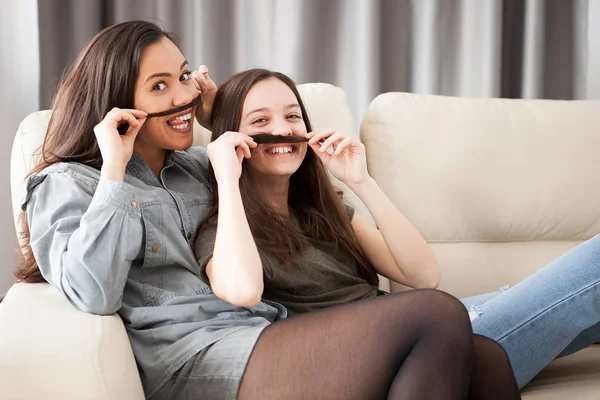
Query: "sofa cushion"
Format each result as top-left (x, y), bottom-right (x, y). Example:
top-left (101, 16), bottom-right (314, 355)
top-left (361, 93), bottom-right (600, 243)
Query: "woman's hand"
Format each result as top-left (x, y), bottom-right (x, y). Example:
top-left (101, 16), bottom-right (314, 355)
top-left (207, 131), bottom-right (257, 184)
top-left (94, 107), bottom-right (147, 181)
top-left (192, 65), bottom-right (217, 129)
top-left (307, 129), bottom-right (370, 188)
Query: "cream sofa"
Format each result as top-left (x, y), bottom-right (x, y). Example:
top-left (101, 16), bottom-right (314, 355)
top-left (1, 83), bottom-right (599, 399)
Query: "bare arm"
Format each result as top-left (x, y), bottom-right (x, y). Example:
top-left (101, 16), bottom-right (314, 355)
top-left (350, 178), bottom-right (439, 288)
top-left (305, 129), bottom-right (439, 288)
top-left (204, 132), bottom-right (263, 306)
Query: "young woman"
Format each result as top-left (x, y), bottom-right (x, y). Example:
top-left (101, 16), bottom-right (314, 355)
top-left (195, 68), bottom-right (521, 399)
top-left (15, 21), bottom-right (518, 399)
top-left (203, 67), bottom-right (600, 393)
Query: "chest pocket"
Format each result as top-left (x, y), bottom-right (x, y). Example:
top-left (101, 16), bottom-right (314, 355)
top-left (140, 203), bottom-right (168, 305)
top-left (140, 200), bottom-right (213, 306)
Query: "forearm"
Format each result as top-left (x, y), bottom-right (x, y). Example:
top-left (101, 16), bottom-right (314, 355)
top-left (351, 177), bottom-right (440, 287)
top-left (210, 180), bottom-right (263, 305)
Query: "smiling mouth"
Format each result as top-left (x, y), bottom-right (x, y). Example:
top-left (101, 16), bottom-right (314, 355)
top-left (265, 145), bottom-right (299, 155)
top-left (166, 111), bottom-right (192, 131)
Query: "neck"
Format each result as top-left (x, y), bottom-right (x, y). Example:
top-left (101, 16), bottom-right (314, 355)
top-left (255, 174), bottom-right (291, 215)
top-left (134, 146), bottom-right (166, 179)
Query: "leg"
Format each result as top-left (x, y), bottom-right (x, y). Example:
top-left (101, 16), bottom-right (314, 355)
top-left (239, 289), bottom-right (473, 400)
top-left (558, 321), bottom-right (600, 358)
top-left (468, 335), bottom-right (521, 400)
top-left (468, 234), bottom-right (600, 388)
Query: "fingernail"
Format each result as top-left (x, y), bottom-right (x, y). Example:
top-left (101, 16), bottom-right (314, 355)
top-left (199, 65), bottom-right (208, 73)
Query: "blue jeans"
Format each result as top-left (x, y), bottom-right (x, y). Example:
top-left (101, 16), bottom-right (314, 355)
top-left (460, 234), bottom-right (600, 389)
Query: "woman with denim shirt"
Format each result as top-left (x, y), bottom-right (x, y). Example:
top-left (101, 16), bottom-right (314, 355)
top-left (15, 21), bottom-right (519, 400)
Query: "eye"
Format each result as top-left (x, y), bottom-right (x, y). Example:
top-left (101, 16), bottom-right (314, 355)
top-left (152, 81), bottom-right (167, 91)
top-left (180, 71), bottom-right (192, 81)
top-left (251, 117), bottom-right (268, 124)
top-left (287, 114), bottom-right (302, 120)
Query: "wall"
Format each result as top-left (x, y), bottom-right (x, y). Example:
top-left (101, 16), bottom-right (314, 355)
top-left (0, 0), bottom-right (39, 297)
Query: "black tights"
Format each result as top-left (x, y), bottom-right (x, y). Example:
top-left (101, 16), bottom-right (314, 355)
top-left (239, 290), bottom-right (521, 400)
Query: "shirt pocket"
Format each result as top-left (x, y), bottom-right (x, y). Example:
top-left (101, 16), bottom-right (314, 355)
top-left (140, 203), bottom-right (167, 305)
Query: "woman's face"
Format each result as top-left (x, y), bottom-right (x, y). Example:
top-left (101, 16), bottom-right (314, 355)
top-left (238, 78), bottom-right (308, 178)
top-left (133, 37), bottom-right (198, 152)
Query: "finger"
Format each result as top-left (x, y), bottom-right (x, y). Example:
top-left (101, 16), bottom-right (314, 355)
top-left (123, 117), bottom-right (147, 139)
top-left (308, 129), bottom-right (335, 145)
top-left (225, 134), bottom-right (256, 151)
top-left (194, 68), bottom-right (209, 93)
top-left (319, 133), bottom-right (344, 153)
top-left (238, 142), bottom-right (252, 159)
top-left (199, 65), bottom-right (214, 87)
top-left (334, 137), bottom-right (353, 155)
top-left (112, 108), bottom-right (148, 118)
top-left (114, 110), bottom-right (144, 128)
top-left (309, 141), bottom-right (330, 161)
top-left (235, 147), bottom-right (245, 163)
top-left (230, 132), bottom-right (257, 148)
top-left (191, 71), bottom-right (203, 92)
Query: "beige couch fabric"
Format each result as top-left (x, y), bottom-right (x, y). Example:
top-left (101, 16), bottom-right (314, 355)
top-left (361, 92), bottom-right (600, 397)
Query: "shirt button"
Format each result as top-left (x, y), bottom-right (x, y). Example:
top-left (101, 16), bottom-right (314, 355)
top-left (152, 244), bottom-right (160, 252)
top-left (131, 201), bottom-right (138, 209)
top-left (186, 232), bottom-right (192, 240)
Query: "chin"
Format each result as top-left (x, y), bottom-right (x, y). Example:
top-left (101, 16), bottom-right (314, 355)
top-left (167, 135), bottom-right (194, 151)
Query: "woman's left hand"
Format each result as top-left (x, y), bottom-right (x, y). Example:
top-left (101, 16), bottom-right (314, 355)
top-left (307, 129), bottom-right (370, 187)
top-left (192, 65), bottom-right (217, 128)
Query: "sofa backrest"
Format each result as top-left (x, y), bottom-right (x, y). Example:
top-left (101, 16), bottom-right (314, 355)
top-left (361, 93), bottom-right (600, 298)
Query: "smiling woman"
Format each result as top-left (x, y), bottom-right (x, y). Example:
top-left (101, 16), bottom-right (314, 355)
top-left (188, 68), bottom-right (522, 400)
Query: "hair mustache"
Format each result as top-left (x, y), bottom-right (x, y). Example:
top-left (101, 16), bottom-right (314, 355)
top-left (251, 133), bottom-right (310, 144)
top-left (146, 95), bottom-right (202, 118)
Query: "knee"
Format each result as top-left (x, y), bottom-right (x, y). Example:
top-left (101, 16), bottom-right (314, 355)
top-left (415, 289), bottom-right (471, 326)
top-left (390, 289), bottom-right (472, 337)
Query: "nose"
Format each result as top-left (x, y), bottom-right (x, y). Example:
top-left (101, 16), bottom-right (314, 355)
top-left (271, 117), bottom-right (293, 136)
top-left (172, 87), bottom-right (194, 107)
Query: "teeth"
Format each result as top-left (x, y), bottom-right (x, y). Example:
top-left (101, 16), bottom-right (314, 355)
top-left (268, 146), bottom-right (293, 154)
top-left (171, 113), bottom-right (191, 122)
top-left (170, 121), bottom-right (190, 130)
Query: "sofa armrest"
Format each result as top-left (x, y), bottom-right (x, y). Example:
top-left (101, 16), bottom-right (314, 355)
top-left (0, 283), bottom-right (144, 400)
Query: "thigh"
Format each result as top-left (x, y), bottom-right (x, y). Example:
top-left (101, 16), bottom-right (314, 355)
top-left (239, 290), bottom-right (473, 400)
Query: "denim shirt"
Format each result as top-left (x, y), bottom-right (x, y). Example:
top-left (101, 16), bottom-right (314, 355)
top-left (22, 148), bottom-right (286, 398)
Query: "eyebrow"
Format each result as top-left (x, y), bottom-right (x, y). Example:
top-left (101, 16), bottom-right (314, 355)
top-left (244, 104), bottom-right (301, 120)
top-left (144, 60), bottom-right (189, 83)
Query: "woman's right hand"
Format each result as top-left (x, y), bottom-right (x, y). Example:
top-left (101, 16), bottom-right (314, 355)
top-left (94, 107), bottom-right (147, 181)
top-left (207, 131), bottom-right (257, 184)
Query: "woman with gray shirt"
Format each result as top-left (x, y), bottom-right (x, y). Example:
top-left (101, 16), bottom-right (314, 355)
top-left (16, 21), bottom-right (518, 400)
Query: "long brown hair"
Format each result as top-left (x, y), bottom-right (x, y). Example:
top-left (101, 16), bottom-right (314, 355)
top-left (15, 21), bottom-right (174, 283)
top-left (210, 69), bottom-right (378, 285)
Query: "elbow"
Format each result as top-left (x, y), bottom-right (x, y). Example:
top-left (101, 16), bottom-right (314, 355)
top-left (66, 288), bottom-right (121, 316)
top-left (214, 286), bottom-right (263, 307)
top-left (425, 262), bottom-right (441, 289)
top-left (415, 261), bottom-right (440, 289)
top-left (74, 300), bottom-right (119, 316)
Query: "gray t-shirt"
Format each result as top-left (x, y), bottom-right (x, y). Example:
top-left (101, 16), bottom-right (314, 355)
top-left (195, 205), bottom-right (378, 316)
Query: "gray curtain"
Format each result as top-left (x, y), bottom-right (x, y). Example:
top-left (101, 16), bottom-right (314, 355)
top-left (38, 0), bottom-right (589, 119)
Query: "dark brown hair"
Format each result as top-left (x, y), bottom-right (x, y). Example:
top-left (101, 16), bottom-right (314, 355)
top-left (15, 21), bottom-right (174, 283)
top-left (209, 69), bottom-right (378, 285)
